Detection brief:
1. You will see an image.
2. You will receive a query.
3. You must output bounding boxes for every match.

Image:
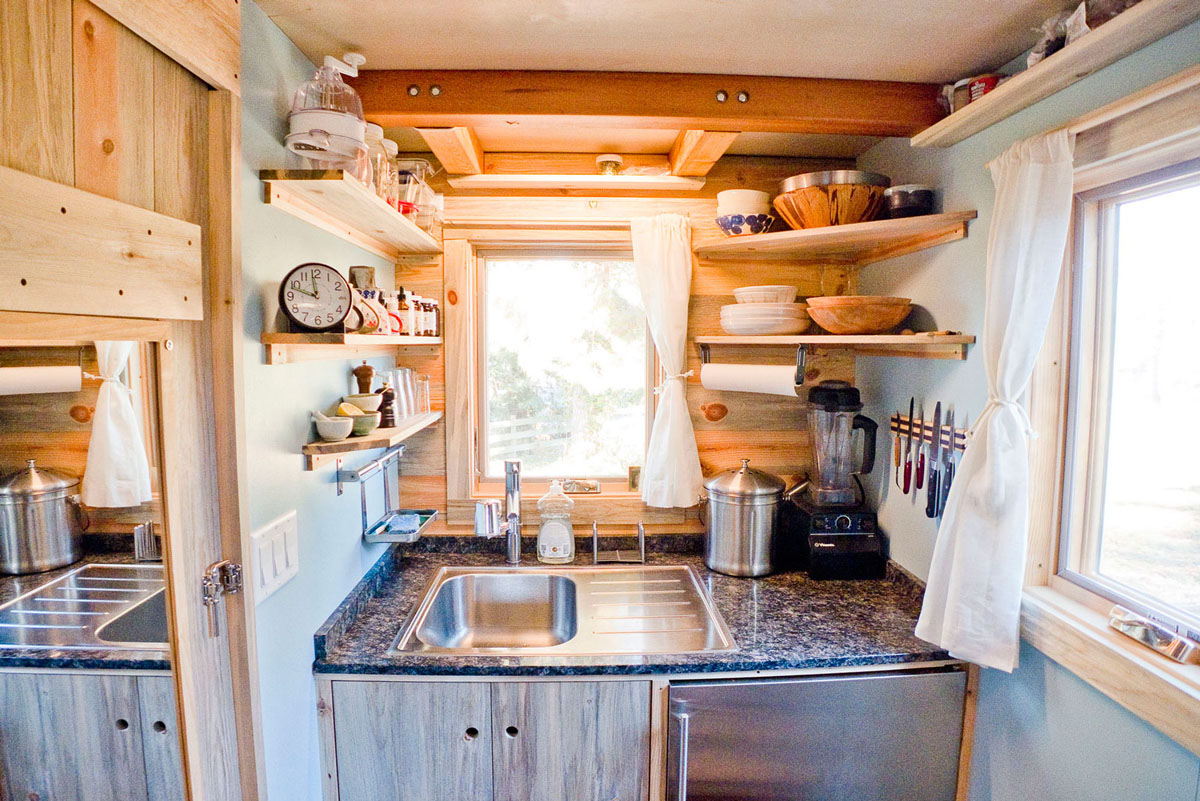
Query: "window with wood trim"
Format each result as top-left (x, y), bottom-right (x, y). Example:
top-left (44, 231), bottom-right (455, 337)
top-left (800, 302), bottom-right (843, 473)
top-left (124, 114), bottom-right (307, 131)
top-left (1058, 156), bottom-right (1200, 639)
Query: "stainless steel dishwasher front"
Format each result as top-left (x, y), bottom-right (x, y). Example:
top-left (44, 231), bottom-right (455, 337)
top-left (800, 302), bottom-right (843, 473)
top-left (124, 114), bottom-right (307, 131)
top-left (667, 667), bottom-right (967, 801)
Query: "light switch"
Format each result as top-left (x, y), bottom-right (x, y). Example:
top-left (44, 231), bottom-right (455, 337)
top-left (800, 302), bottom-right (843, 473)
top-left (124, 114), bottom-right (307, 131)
top-left (250, 510), bottom-right (300, 603)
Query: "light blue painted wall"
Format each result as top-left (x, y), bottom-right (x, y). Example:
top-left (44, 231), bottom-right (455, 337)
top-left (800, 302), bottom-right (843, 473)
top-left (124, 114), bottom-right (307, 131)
top-left (240, 3), bottom-right (393, 799)
top-left (856, 19), bottom-right (1200, 801)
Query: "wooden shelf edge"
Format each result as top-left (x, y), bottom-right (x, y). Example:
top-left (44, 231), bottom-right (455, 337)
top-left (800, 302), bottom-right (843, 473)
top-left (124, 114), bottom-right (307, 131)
top-left (259, 169), bottom-right (442, 258)
top-left (910, 0), bottom-right (1200, 147)
top-left (693, 211), bottom-right (977, 263)
top-left (303, 411), bottom-right (443, 470)
top-left (695, 333), bottom-right (975, 360)
top-left (261, 333), bottom-right (443, 364)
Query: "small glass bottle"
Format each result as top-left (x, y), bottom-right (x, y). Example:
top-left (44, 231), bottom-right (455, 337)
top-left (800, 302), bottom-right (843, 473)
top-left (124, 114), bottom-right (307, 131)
top-left (408, 294), bottom-right (422, 337)
top-left (397, 288), bottom-right (411, 336)
top-left (422, 300), bottom-right (434, 336)
top-left (536, 481), bottom-right (575, 564)
top-left (430, 299), bottom-right (441, 337)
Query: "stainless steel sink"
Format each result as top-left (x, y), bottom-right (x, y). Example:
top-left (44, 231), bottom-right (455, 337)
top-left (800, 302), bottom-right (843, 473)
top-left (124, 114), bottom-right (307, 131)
top-left (96, 589), bottom-right (168, 646)
top-left (392, 565), bottom-right (736, 656)
top-left (0, 564), bottom-right (168, 652)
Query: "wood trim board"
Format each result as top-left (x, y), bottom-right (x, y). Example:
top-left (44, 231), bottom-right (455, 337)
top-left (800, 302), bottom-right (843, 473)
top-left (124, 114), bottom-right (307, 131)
top-left (0, 164), bottom-right (203, 320)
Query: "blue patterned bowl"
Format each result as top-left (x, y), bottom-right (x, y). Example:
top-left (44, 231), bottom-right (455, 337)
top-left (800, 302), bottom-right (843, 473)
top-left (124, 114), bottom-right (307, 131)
top-left (716, 213), bottom-right (775, 236)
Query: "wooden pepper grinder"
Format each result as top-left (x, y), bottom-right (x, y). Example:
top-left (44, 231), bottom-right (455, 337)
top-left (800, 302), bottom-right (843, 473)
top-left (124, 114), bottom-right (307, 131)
top-left (352, 361), bottom-right (375, 395)
top-left (377, 383), bottom-right (396, 428)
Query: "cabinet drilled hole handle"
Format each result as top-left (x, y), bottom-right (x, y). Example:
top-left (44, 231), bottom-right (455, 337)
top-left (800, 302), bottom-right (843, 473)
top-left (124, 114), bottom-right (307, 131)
top-left (504, 725), bottom-right (519, 738)
top-left (115, 718), bottom-right (129, 730)
top-left (464, 727), bottom-right (479, 740)
top-left (153, 721), bottom-right (167, 733)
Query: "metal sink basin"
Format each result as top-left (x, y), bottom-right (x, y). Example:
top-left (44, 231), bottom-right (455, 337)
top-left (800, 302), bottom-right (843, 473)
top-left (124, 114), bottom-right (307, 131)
top-left (392, 565), bottom-right (736, 656)
top-left (416, 573), bottom-right (576, 649)
top-left (96, 589), bottom-right (168, 646)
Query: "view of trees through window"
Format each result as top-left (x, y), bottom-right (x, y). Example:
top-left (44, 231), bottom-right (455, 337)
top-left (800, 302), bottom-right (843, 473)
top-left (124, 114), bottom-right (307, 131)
top-left (483, 256), bottom-right (647, 479)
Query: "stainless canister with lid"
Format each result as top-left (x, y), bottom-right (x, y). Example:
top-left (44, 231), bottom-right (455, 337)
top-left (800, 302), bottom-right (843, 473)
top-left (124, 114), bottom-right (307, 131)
top-left (702, 459), bottom-right (786, 577)
top-left (0, 460), bottom-right (88, 575)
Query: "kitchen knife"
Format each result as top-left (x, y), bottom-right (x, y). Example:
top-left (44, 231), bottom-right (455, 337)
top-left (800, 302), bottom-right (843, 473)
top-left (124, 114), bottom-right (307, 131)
top-left (925, 402), bottom-right (941, 518)
top-left (902, 396), bottom-right (914, 494)
top-left (939, 409), bottom-right (955, 516)
top-left (894, 419), bottom-right (902, 488)
top-left (915, 402), bottom-right (925, 490)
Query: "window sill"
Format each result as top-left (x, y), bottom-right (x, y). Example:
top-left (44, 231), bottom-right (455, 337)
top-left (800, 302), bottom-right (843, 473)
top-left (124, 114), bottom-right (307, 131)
top-left (445, 491), bottom-right (694, 528)
top-left (1021, 585), bottom-right (1200, 756)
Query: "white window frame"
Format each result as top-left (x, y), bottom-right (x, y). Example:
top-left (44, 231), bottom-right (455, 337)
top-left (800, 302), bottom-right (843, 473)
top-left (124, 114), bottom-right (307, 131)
top-left (1057, 158), bottom-right (1200, 639)
top-left (474, 247), bottom-right (656, 484)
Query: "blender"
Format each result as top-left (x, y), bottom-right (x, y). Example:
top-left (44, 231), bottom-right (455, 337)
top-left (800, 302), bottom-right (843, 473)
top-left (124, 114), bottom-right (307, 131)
top-left (782, 381), bottom-right (887, 580)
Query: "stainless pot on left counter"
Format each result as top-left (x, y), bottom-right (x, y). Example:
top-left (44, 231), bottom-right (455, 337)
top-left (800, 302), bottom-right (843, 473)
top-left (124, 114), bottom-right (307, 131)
top-left (0, 460), bottom-right (88, 575)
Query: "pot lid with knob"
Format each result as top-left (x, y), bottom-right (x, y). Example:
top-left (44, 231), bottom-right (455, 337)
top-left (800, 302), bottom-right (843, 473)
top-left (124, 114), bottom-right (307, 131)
top-left (0, 460), bottom-right (81, 500)
top-left (704, 459), bottom-right (785, 500)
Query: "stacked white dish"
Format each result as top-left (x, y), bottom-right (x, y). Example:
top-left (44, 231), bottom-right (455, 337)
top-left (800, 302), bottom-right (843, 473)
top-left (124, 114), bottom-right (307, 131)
top-left (721, 302), bottom-right (810, 335)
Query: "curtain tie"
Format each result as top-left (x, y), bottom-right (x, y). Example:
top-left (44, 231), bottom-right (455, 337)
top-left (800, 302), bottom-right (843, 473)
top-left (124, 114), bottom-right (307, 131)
top-left (654, 370), bottom-right (693, 396)
top-left (83, 371), bottom-right (133, 395)
top-left (969, 398), bottom-right (1036, 439)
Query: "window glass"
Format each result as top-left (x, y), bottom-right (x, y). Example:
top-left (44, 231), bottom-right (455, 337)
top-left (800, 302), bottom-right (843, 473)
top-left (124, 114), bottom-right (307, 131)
top-left (1088, 179), bottom-right (1200, 622)
top-left (482, 256), bottom-right (647, 479)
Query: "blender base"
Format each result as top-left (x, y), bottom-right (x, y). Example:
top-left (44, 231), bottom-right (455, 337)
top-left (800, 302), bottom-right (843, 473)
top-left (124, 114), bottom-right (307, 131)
top-left (780, 495), bottom-right (887, 581)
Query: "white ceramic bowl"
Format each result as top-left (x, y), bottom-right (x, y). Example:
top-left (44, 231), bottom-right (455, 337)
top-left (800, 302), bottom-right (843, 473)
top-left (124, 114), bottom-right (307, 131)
top-left (720, 317), bottom-right (811, 335)
top-left (717, 189), bottom-right (771, 216)
top-left (343, 393), bottom-right (383, 412)
top-left (722, 302), bottom-right (807, 315)
top-left (734, 285), bottom-right (799, 304)
top-left (314, 417), bottom-right (354, 442)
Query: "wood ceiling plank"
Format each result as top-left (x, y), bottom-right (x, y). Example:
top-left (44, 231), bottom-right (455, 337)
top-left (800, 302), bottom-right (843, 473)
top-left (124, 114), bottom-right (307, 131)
top-left (355, 71), bottom-right (944, 136)
top-left (669, 130), bottom-right (740, 176)
top-left (416, 126), bottom-right (485, 174)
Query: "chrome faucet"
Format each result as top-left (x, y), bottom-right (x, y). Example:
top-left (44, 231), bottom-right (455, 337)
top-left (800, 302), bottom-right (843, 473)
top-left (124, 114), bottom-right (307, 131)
top-left (474, 459), bottom-right (522, 565)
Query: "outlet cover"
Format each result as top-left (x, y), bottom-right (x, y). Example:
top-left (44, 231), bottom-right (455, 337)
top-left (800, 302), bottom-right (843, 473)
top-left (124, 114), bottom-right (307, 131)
top-left (250, 511), bottom-right (299, 603)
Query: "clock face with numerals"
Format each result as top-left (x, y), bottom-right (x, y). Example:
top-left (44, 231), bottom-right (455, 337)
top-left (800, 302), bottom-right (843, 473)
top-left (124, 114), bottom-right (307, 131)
top-left (278, 262), bottom-right (353, 331)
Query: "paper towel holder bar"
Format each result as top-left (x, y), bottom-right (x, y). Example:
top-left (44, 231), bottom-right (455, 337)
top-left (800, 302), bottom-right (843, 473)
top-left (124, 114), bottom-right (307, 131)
top-left (698, 343), bottom-right (807, 386)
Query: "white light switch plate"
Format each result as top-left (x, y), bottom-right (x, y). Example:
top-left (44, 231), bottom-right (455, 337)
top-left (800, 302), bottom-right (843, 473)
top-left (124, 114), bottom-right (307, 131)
top-left (251, 511), bottom-right (299, 604)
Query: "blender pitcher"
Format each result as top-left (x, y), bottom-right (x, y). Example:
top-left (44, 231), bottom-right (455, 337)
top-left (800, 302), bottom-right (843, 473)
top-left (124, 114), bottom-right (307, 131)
top-left (804, 381), bottom-right (877, 506)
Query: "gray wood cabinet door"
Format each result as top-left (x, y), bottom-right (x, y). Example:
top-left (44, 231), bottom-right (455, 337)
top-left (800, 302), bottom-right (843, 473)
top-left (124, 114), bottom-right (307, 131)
top-left (490, 680), bottom-right (651, 801)
top-left (136, 675), bottom-right (185, 801)
top-left (0, 671), bottom-right (150, 801)
top-left (332, 680), bottom-right (493, 801)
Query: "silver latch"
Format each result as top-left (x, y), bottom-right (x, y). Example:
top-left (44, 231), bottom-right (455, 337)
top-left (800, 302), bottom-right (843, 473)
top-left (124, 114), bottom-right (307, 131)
top-left (201, 560), bottom-right (243, 637)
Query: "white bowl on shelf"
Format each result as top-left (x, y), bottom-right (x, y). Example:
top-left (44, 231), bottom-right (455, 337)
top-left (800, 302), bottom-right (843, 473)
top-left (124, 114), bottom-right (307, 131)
top-left (733, 285), bottom-right (798, 304)
top-left (721, 302), bottom-right (807, 317)
top-left (719, 317), bottom-right (811, 335)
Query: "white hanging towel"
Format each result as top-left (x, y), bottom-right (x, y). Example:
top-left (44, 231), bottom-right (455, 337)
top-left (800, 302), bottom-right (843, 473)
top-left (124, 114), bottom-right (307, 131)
top-left (631, 214), bottom-right (703, 508)
top-left (82, 341), bottom-right (153, 508)
top-left (915, 130), bottom-right (1076, 672)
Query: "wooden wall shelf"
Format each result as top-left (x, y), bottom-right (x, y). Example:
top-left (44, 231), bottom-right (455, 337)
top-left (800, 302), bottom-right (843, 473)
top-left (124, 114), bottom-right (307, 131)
top-left (261, 332), bottom-right (442, 364)
top-left (695, 333), bottom-right (975, 360)
top-left (693, 211), bottom-right (976, 265)
top-left (303, 411), bottom-right (443, 470)
top-left (259, 170), bottom-right (442, 260)
top-left (910, 0), bottom-right (1200, 147)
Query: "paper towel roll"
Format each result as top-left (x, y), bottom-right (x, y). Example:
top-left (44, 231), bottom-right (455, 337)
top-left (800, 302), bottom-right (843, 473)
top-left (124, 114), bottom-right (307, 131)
top-left (0, 366), bottom-right (83, 396)
top-left (700, 363), bottom-right (800, 397)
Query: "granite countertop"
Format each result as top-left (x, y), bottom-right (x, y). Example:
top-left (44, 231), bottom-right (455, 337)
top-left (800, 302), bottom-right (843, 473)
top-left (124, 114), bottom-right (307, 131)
top-left (0, 542), bottom-right (171, 672)
top-left (314, 540), bottom-right (950, 677)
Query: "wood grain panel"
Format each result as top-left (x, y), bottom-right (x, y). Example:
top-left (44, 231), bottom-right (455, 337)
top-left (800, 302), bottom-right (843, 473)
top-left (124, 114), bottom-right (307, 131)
top-left (90, 0), bottom-right (240, 93)
top-left (0, 671), bottom-right (150, 801)
top-left (416, 126), bottom-right (485, 174)
top-left (333, 680), bottom-right (493, 801)
top-left (0, 0), bottom-right (74, 183)
top-left (0, 164), bottom-right (203, 320)
top-left (73, 0), bottom-right (155, 207)
top-left (695, 429), bottom-right (811, 478)
top-left (669, 130), bottom-right (740, 176)
top-left (137, 674), bottom-right (186, 801)
top-left (490, 680), bottom-right (651, 801)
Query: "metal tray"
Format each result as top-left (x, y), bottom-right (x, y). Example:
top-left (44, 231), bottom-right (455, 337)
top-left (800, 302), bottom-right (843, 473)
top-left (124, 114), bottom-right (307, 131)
top-left (363, 509), bottom-right (438, 544)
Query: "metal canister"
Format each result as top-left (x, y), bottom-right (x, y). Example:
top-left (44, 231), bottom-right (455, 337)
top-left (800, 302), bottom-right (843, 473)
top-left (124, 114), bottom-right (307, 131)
top-left (0, 460), bottom-right (88, 575)
top-left (702, 459), bottom-right (785, 577)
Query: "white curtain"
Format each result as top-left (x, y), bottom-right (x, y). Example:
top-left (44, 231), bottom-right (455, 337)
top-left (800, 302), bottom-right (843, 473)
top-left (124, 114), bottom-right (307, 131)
top-left (915, 130), bottom-right (1076, 672)
top-left (82, 341), bottom-right (153, 508)
top-left (631, 214), bottom-right (703, 508)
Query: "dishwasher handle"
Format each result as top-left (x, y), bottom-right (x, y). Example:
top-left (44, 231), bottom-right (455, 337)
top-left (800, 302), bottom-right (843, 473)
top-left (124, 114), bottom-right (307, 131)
top-left (670, 704), bottom-right (691, 801)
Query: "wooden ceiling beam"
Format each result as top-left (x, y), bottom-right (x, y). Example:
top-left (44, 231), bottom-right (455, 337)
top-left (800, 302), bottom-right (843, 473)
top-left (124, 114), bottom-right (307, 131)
top-left (415, 126), bottom-right (485, 174)
top-left (669, 130), bottom-right (740, 176)
top-left (354, 70), bottom-right (944, 136)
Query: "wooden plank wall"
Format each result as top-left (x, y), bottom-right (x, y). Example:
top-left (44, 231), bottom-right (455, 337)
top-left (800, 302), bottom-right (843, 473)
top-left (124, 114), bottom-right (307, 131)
top-left (0, 0), bottom-right (212, 534)
top-left (400, 155), bottom-right (856, 535)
